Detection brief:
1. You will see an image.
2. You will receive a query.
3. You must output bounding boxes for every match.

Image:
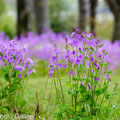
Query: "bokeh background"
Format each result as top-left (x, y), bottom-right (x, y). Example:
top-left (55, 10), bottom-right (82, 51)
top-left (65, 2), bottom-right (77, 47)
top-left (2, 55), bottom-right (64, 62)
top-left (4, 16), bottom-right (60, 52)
top-left (0, 0), bottom-right (120, 116)
top-left (0, 0), bottom-right (116, 40)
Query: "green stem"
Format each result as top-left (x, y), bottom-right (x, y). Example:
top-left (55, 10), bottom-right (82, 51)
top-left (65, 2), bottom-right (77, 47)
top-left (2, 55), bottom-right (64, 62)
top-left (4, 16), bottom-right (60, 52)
top-left (56, 69), bottom-right (65, 104)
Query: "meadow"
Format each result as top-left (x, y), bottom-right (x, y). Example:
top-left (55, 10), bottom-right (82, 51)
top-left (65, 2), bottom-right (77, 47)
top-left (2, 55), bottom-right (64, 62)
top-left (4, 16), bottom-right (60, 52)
top-left (0, 27), bottom-right (120, 119)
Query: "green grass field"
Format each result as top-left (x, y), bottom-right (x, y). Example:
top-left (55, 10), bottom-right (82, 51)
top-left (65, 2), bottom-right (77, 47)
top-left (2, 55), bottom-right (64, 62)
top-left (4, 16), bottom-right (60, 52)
top-left (22, 68), bottom-right (120, 118)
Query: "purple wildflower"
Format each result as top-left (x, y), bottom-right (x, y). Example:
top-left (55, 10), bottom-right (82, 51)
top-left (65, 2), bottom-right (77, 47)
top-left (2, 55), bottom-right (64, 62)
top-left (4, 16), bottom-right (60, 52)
top-left (79, 48), bottom-right (82, 51)
top-left (75, 59), bottom-right (80, 64)
top-left (97, 66), bottom-right (100, 70)
top-left (57, 63), bottom-right (63, 68)
top-left (68, 70), bottom-right (74, 76)
top-left (104, 74), bottom-right (110, 80)
top-left (90, 57), bottom-right (94, 62)
top-left (72, 50), bottom-right (76, 55)
top-left (93, 62), bottom-right (98, 67)
top-left (18, 74), bottom-right (22, 78)
top-left (52, 56), bottom-right (56, 61)
top-left (86, 33), bottom-right (93, 38)
top-left (63, 64), bottom-right (67, 68)
top-left (79, 55), bottom-right (82, 59)
top-left (88, 83), bottom-right (91, 89)
top-left (94, 77), bottom-right (101, 82)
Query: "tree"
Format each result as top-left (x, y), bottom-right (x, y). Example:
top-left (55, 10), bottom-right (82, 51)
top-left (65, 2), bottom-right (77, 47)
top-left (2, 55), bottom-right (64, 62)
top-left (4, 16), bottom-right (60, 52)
top-left (106, 0), bottom-right (120, 42)
top-left (49, 0), bottom-right (70, 33)
top-left (34, 0), bottom-right (50, 34)
top-left (78, 0), bottom-right (87, 33)
top-left (89, 0), bottom-right (97, 32)
top-left (17, 0), bottom-right (29, 37)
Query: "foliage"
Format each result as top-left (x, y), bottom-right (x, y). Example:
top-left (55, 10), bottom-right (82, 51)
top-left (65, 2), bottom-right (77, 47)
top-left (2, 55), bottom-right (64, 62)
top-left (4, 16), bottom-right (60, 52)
top-left (0, 0), bottom-right (16, 39)
top-left (0, 14), bottom-right (16, 39)
top-left (0, 40), bottom-right (35, 114)
top-left (49, 0), bottom-right (77, 33)
top-left (46, 29), bottom-right (118, 119)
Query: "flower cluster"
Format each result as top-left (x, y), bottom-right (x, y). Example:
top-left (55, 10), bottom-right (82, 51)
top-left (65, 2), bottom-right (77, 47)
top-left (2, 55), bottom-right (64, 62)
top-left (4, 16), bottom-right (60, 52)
top-left (49, 29), bottom-right (110, 79)
top-left (47, 28), bottom-right (118, 119)
top-left (0, 39), bottom-right (36, 78)
top-left (0, 30), bottom-right (120, 71)
top-left (0, 39), bottom-right (36, 113)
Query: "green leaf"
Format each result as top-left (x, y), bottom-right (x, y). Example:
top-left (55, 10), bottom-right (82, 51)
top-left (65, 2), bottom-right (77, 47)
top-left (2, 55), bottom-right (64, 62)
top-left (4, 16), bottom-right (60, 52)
top-left (105, 93), bottom-right (110, 99)
top-left (95, 86), bottom-right (108, 96)
top-left (72, 77), bottom-right (80, 81)
top-left (90, 46), bottom-right (95, 51)
top-left (5, 73), bottom-right (9, 82)
top-left (97, 44), bottom-right (104, 48)
top-left (13, 55), bottom-right (16, 60)
top-left (106, 71), bottom-right (112, 74)
top-left (65, 81), bottom-right (72, 88)
top-left (0, 52), bottom-right (3, 57)
top-left (84, 57), bottom-right (89, 61)
top-left (104, 52), bottom-right (108, 55)
top-left (102, 62), bottom-right (109, 67)
top-left (68, 89), bottom-right (75, 96)
top-left (20, 100), bottom-right (26, 109)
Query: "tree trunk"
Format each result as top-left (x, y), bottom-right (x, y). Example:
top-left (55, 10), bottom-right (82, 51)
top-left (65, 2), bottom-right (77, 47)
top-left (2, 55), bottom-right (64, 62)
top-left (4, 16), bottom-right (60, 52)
top-left (90, 0), bottom-right (97, 32)
top-left (105, 0), bottom-right (120, 42)
top-left (34, 0), bottom-right (50, 34)
top-left (26, 0), bottom-right (33, 31)
top-left (112, 14), bottom-right (120, 42)
top-left (78, 0), bottom-right (86, 33)
top-left (17, 0), bottom-right (29, 37)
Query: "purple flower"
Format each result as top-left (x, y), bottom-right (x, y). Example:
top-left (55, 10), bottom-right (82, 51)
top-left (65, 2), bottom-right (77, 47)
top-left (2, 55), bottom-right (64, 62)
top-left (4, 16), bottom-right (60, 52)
top-left (75, 59), bottom-right (80, 64)
top-left (93, 62), bottom-right (97, 67)
top-left (71, 32), bottom-right (76, 37)
top-left (3, 53), bottom-right (8, 59)
top-left (94, 77), bottom-right (101, 82)
top-left (75, 27), bottom-right (79, 32)
top-left (98, 55), bottom-right (102, 58)
top-left (63, 64), bottom-right (67, 68)
top-left (72, 50), bottom-right (76, 55)
top-left (26, 58), bottom-right (34, 66)
top-left (97, 66), bottom-right (100, 70)
top-left (57, 63), bottom-right (63, 68)
top-left (82, 32), bottom-right (87, 36)
top-left (32, 69), bottom-right (36, 73)
top-left (76, 34), bottom-right (82, 39)
top-left (18, 74), bottom-right (22, 78)
top-left (88, 84), bottom-right (91, 89)
top-left (48, 69), bottom-right (54, 77)
top-left (49, 73), bottom-right (53, 77)
top-left (79, 48), bottom-right (82, 51)
top-left (92, 30), bottom-right (96, 36)
top-left (28, 69), bottom-right (31, 74)
top-left (4, 63), bottom-right (6, 67)
top-left (83, 76), bottom-right (86, 78)
top-left (14, 65), bottom-right (25, 71)
top-left (81, 82), bottom-right (84, 86)
top-left (52, 56), bottom-right (56, 61)
top-left (104, 74), bottom-right (110, 80)
top-left (70, 58), bottom-right (74, 63)
top-left (65, 36), bottom-right (68, 43)
top-left (86, 33), bottom-right (93, 38)
top-left (68, 70), bottom-right (74, 76)
top-left (90, 57), bottom-right (94, 62)
top-left (79, 55), bottom-right (82, 59)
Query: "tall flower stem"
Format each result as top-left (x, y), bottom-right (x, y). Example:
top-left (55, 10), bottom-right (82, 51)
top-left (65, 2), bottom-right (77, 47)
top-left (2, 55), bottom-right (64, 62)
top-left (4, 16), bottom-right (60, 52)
top-left (56, 69), bottom-right (65, 104)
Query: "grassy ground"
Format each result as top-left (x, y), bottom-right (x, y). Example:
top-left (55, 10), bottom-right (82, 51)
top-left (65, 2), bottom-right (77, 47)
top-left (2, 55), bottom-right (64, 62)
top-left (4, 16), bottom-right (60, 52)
top-left (23, 69), bottom-right (120, 118)
top-left (0, 65), bottom-right (120, 119)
